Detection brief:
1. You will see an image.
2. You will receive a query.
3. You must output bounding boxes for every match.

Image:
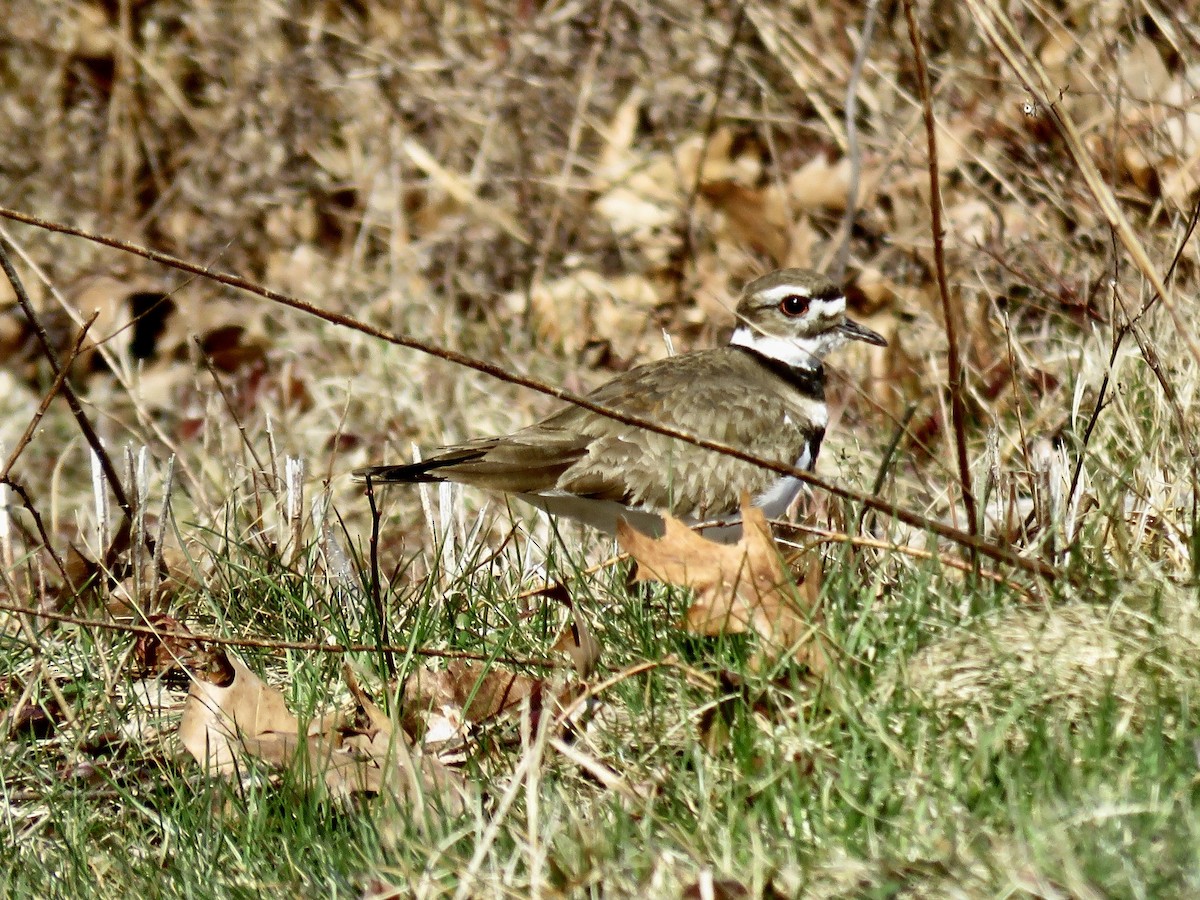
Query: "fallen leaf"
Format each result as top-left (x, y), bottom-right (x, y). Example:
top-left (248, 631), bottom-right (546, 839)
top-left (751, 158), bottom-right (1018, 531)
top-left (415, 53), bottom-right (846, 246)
top-left (401, 660), bottom-right (543, 742)
top-left (179, 652), bottom-right (299, 774)
top-left (198, 324), bottom-right (268, 372)
top-left (551, 609), bottom-right (601, 678)
top-left (786, 154), bottom-right (853, 211)
top-left (323, 668), bottom-right (467, 810)
top-left (700, 181), bottom-right (790, 264)
top-left (134, 614), bottom-right (210, 679)
top-left (4, 695), bottom-right (64, 739)
top-left (1121, 143), bottom-right (1155, 194)
top-left (597, 87), bottom-right (645, 173)
top-left (503, 270), bottom-right (660, 359)
top-left (178, 649), bottom-right (467, 813)
top-left (1120, 35), bottom-right (1171, 104)
top-left (617, 498), bottom-right (826, 671)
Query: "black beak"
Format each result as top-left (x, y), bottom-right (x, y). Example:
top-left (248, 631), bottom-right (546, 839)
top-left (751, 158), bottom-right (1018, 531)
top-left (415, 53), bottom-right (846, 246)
top-left (840, 318), bottom-right (888, 346)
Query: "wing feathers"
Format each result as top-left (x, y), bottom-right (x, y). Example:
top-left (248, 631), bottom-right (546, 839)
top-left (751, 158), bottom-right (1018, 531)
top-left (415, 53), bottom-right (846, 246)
top-left (357, 347), bottom-right (824, 520)
top-left (355, 430), bottom-right (589, 495)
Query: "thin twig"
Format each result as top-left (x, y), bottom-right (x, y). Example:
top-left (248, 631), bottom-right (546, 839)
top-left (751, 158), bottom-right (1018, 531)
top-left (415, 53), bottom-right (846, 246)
top-left (778, 523), bottom-right (1033, 601)
top-left (0, 239), bottom-right (135, 575)
top-left (0, 243), bottom-right (131, 518)
top-left (0, 597), bottom-right (559, 668)
top-left (831, 0), bottom-right (881, 280)
top-left (1, 313), bottom-right (98, 480)
top-left (673, 3), bottom-right (747, 301)
top-left (903, 0), bottom-right (980, 555)
top-left (0, 479), bottom-right (75, 588)
top-left (856, 401), bottom-right (918, 535)
top-left (0, 204), bottom-right (1055, 581)
top-left (363, 475), bottom-right (393, 678)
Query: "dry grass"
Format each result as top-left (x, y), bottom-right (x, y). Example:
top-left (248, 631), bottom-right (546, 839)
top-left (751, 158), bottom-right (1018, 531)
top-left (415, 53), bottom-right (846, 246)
top-left (1, 0), bottom-right (1199, 895)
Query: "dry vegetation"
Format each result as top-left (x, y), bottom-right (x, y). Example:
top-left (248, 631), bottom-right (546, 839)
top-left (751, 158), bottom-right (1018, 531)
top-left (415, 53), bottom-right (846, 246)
top-left (1, 0), bottom-right (1199, 896)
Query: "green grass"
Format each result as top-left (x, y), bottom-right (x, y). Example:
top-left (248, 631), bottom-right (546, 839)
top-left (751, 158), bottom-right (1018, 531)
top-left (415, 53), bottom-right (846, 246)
top-left (3, 482), bottom-right (1197, 898)
top-left (2, 1), bottom-right (1199, 896)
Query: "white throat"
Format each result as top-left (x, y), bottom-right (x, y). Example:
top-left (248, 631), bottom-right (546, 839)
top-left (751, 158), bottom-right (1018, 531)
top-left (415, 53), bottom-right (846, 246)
top-left (730, 326), bottom-right (835, 370)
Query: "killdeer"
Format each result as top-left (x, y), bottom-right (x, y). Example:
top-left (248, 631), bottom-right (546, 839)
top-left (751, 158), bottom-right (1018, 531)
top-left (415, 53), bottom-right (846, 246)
top-left (355, 269), bottom-right (886, 541)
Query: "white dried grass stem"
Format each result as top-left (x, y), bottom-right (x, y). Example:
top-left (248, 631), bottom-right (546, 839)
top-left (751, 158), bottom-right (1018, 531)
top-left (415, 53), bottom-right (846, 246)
top-left (90, 448), bottom-right (109, 555)
top-left (149, 455), bottom-right (176, 598)
top-left (438, 480), bottom-right (458, 577)
top-left (286, 456), bottom-right (304, 559)
top-left (0, 479), bottom-right (11, 575)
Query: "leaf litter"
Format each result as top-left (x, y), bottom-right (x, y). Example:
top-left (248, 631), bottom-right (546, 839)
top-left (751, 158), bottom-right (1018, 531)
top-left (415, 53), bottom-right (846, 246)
top-left (618, 497), bottom-right (827, 673)
top-left (177, 646), bottom-right (470, 813)
top-left (2, 1), bottom-right (1200, 891)
top-left (168, 605), bottom-right (601, 815)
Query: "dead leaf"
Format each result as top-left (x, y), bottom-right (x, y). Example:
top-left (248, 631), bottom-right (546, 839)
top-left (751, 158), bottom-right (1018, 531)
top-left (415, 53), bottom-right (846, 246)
top-left (134, 614), bottom-right (210, 679)
top-left (617, 498), bottom-right (826, 671)
top-left (1121, 35), bottom-right (1171, 104)
top-left (394, 605), bottom-right (597, 753)
top-left (786, 154), bottom-right (853, 212)
top-left (597, 87), bottom-right (645, 173)
top-left (1121, 143), bottom-right (1155, 194)
top-left (401, 660), bottom-right (543, 740)
top-left (4, 695), bottom-right (64, 739)
top-left (551, 609), bottom-right (601, 678)
top-left (700, 181), bottom-right (790, 264)
top-left (178, 649), bottom-right (467, 813)
top-left (503, 270), bottom-right (660, 359)
top-left (179, 652), bottom-right (300, 774)
top-left (198, 324), bottom-right (267, 372)
top-left (325, 668), bottom-right (467, 809)
top-left (1038, 23), bottom-right (1077, 76)
top-left (592, 127), bottom-right (744, 266)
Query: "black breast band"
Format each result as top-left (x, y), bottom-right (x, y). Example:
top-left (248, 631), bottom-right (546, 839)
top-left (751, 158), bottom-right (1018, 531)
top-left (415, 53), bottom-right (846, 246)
top-left (734, 346), bottom-right (826, 399)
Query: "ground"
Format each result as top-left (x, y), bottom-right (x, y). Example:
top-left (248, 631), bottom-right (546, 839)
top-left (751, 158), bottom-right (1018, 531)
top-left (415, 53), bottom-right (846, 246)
top-left (0, 1), bottom-right (1198, 897)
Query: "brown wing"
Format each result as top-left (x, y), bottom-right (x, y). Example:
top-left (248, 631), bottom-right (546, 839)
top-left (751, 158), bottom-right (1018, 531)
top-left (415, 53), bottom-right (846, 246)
top-left (355, 428), bottom-right (591, 494)
top-left (360, 348), bottom-right (822, 515)
top-left (543, 349), bottom-right (823, 519)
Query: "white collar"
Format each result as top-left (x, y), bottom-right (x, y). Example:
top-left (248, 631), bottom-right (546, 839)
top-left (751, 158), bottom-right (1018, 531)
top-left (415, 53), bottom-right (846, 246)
top-left (729, 326), bottom-right (826, 370)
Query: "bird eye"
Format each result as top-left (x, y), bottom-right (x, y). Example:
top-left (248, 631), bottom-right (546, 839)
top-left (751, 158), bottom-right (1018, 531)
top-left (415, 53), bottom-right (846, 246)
top-left (779, 294), bottom-right (810, 317)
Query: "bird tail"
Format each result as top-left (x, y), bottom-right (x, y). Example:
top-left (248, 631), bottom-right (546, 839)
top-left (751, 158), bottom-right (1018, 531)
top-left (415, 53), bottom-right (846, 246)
top-left (352, 449), bottom-right (485, 484)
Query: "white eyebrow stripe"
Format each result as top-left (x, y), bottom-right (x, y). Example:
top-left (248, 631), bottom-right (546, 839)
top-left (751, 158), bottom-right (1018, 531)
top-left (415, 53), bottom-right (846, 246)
top-left (756, 284), bottom-right (813, 304)
top-left (754, 284), bottom-right (845, 312)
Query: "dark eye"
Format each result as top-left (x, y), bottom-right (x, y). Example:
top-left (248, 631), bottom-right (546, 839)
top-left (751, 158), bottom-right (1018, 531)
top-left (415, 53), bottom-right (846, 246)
top-left (779, 294), bottom-right (810, 317)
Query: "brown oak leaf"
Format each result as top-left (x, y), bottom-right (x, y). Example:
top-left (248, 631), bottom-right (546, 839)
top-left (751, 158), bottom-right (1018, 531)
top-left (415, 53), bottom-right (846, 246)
top-left (617, 498), bottom-right (826, 672)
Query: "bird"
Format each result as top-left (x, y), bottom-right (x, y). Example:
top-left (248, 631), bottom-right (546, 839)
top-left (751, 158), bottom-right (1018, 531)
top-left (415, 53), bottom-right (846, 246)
top-left (355, 268), bottom-right (887, 541)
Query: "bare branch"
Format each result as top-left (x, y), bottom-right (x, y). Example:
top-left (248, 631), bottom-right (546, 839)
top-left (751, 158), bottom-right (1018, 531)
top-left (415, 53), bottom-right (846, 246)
top-left (0, 204), bottom-right (1056, 581)
top-left (903, 0), bottom-right (980, 552)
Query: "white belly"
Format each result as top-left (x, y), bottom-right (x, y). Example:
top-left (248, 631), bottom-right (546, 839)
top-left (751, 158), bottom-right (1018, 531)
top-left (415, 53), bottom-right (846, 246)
top-left (519, 492), bottom-right (666, 537)
top-left (751, 441), bottom-right (814, 520)
top-left (754, 475), bottom-right (805, 519)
